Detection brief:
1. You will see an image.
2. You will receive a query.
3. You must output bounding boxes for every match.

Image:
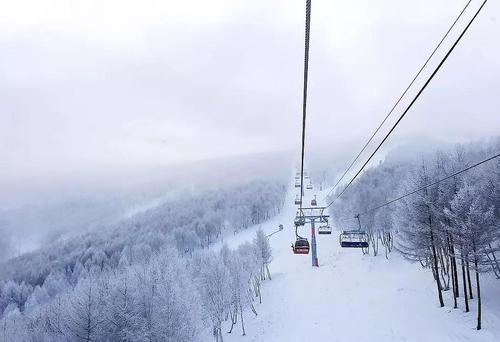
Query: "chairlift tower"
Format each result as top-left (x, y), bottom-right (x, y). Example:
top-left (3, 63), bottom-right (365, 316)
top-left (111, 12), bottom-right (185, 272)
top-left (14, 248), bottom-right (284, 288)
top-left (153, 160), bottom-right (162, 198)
top-left (296, 207), bottom-right (329, 267)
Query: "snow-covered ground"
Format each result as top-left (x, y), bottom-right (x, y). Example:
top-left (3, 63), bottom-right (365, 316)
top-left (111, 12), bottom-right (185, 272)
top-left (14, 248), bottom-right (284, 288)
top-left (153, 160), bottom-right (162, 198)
top-left (219, 179), bottom-right (500, 342)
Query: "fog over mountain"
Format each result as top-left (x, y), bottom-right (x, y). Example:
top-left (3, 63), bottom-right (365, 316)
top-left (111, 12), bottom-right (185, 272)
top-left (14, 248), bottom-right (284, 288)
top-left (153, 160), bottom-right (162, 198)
top-left (1, 0), bottom-right (499, 185)
top-left (1, 1), bottom-right (500, 341)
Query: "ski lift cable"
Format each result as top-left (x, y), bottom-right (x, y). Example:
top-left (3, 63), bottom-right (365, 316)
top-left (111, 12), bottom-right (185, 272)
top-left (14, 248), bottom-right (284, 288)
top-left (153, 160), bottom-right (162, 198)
top-left (334, 152), bottom-right (500, 222)
top-left (299, 0), bottom-right (312, 210)
top-left (324, 0), bottom-right (473, 201)
top-left (325, 0), bottom-right (488, 209)
top-left (358, 152), bottom-right (500, 216)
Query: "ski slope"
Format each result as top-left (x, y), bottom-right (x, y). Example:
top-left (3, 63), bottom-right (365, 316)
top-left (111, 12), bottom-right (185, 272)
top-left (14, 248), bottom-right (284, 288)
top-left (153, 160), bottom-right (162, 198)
top-left (221, 180), bottom-right (500, 342)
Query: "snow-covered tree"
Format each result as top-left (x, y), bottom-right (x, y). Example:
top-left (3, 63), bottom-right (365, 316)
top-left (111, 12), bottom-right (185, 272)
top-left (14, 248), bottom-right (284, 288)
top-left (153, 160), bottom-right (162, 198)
top-left (445, 180), bottom-right (497, 330)
top-left (253, 229), bottom-right (273, 280)
top-left (394, 161), bottom-right (445, 307)
top-left (196, 253), bottom-right (230, 342)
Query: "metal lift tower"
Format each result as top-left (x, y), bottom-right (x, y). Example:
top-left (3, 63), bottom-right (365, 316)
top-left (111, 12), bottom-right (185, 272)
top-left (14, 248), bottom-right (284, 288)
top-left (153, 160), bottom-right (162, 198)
top-left (296, 207), bottom-right (329, 267)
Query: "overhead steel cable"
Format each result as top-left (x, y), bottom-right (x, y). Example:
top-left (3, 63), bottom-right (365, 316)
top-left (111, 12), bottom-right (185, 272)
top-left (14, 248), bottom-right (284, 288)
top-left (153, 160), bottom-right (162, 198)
top-left (346, 152), bottom-right (500, 219)
top-left (325, 0), bottom-right (488, 209)
top-left (324, 0), bottom-right (473, 201)
top-left (299, 0), bottom-right (312, 210)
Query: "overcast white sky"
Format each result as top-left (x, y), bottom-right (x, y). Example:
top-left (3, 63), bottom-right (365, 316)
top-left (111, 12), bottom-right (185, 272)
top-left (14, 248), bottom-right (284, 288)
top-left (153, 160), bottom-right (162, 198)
top-left (1, 0), bottom-right (499, 186)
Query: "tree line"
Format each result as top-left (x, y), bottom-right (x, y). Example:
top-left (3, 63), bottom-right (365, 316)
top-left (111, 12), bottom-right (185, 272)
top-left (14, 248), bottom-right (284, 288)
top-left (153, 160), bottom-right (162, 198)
top-left (0, 179), bottom-right (284, 341)
top-left (329, 138), bottom-right (500, 330)
top-left (0, 229), bottom-right (272, 342)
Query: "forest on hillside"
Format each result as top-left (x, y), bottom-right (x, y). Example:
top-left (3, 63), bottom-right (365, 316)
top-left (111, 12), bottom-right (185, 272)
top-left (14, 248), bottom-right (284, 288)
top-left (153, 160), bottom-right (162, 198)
top-left (329, 138), bottom-right (500, 330)
top-left (0, 179), bottom-right (286, 341)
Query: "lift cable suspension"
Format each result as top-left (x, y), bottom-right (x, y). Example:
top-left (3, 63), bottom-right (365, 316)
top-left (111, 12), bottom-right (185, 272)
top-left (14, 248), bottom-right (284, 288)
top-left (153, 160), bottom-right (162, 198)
top-left (324, 0), bottom-right (473, 201)
top-left (299, 0), bottom-right (312, 209)
top-left (325, 0), bottom-right (488, 209)
top-left (334, 152), bottom-right (500, 222)
top-left (359, 152), bottom-right (499, 217)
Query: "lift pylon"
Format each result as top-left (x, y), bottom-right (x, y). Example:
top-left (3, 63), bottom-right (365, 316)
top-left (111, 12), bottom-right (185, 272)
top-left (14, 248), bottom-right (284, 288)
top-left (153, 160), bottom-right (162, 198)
top-left (294, 207), bottom-right (329, 267)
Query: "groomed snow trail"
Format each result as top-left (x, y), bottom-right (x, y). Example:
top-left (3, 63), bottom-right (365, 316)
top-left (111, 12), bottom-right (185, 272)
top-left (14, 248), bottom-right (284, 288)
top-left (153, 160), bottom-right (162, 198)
top-left (221, 181), bottom-right (500, 342)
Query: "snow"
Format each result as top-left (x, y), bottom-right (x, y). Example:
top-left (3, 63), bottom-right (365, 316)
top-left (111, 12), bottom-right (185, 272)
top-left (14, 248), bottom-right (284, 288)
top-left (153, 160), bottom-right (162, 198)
top-left (219, 179), bottom-right (500, 342)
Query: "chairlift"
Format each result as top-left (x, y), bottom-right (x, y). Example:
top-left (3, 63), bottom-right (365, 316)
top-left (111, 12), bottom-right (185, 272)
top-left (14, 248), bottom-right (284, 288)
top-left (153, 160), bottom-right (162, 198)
top-left (295, 182), bottom-right (300, 188)
top-left (306, 183), bottom-right (313, 190)
top-left (339, 230), bottom-right (369, 248)
top-left (311, 195), bottom-right (317, 206)
top-left (294, 214), bottom-right (305, 227)
top-left (292, 212), bottom-right (309, 254)
top-left (294, 195), bottom-right (302, 205)
top-left (292, 237), bottom-right (310, 254)
top-left (318, 225), bottom-right (332, 235)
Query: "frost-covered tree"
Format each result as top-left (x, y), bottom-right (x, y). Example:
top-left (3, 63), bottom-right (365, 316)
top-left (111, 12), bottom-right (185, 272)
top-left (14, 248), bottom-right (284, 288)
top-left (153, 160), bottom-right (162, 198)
top-left (100, 270), bottom-right (140, 341)
top-left (196, 253), bottom-right (230, 342)
top-left (0, 177), bottom-right (286, 341)
top-left (221, 247), bottom-right (248, 336)
top-left (63, 277), bottom-right (104, 342)
top-left (395, 161), bottom-right (445, 307)
top-left (445, 180), bottom-right (497, 330)
top-left (328, 139), bottom-right (500, 329)
top-left (253, 229), bottom-right (272, 280)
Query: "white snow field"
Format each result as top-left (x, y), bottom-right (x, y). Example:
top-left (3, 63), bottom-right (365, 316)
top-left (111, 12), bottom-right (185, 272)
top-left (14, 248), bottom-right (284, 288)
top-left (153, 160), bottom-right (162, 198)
top-left (220, 181), bottom-right (500, 342)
